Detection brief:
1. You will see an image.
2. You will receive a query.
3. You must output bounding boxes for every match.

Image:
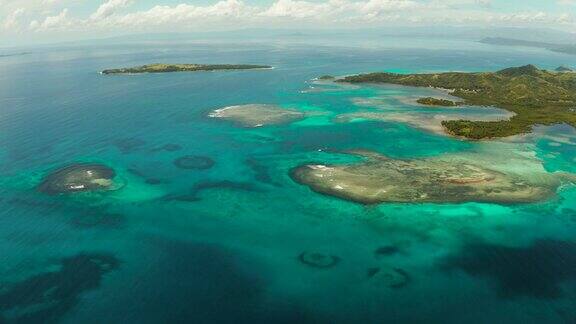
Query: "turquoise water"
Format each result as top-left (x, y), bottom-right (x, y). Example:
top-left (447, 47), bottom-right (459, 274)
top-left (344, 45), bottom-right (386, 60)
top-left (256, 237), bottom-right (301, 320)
top-left (1, 41), bottom-right (576, 323)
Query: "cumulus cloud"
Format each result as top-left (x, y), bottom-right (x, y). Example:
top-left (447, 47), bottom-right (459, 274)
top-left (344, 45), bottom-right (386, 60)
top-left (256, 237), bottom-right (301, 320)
top-left (104, 0), bottom-right (572, 27)
top-left (2, 8), bottom-right (26, 30)
top-left (91, 0), bottom-right (132, 20)
top-left (2, 0), bottom-right (575, 35)
top-left (260, 0), bottom-right (332, 18)
top-left (30, 8), bottom-right (71, 31)
top-left (108, 0), bottom-right (258, 30)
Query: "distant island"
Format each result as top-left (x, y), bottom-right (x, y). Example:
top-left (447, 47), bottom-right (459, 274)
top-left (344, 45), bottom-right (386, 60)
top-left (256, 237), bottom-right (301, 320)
top-left (0, 52), bottom-right (31, 58)
top-left (556, 66), bottom-right (573, 72)
top-left (416, 97), bottom-right (461, 107)
top-left (480, 37), bottom-right (576, 56)
top-left (338, 65), bottom-right (576, 139)
top-left (101, 63), bottom-right (272, 74)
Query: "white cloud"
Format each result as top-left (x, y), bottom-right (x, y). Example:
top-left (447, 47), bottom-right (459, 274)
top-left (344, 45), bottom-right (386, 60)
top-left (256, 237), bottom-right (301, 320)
top-left (105, 0), bottom-right (258, 29)
top-left (91, 0), bottom-right (132, 20)
top-left (30, 8), bottom-right (71, 31)
top-left (2, 8), bottom-right (26, 30)
top-left (260, 0), bottom-right (332, 18)
top-left (2, 0), bottom-right (575, 36)
top-left (475, 0), bottom-right (491, 8)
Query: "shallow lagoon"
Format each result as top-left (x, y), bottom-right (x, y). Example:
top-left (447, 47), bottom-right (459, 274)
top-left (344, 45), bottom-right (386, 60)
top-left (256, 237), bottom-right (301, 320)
top-left (1, 41), bottom-right (576, 323)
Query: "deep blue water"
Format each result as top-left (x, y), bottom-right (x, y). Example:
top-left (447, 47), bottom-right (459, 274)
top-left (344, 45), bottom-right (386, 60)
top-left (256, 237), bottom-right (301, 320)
top-left (1, 40), bottom-right (576, 323)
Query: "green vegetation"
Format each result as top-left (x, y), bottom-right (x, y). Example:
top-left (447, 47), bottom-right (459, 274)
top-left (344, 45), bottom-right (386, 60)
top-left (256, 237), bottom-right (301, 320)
top-left (416, 97), bottom-right (460, 107)
top-left (102, 63), bottom-right (272, 74)
top-left (318, 75), bottom-right (335, 80)
top-left (339, 65), bottom-right (576, 139)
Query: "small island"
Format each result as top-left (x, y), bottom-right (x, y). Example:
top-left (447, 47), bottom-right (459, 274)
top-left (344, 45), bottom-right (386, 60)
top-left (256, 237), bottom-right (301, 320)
top-left (338, 65), bottom-right (576, 139)
top-left (101, 63), bottom-right (272, 75)
top-left (38, 163), bottom-right (116, 195)
top-left (416, 97), bottom-right (460, 107)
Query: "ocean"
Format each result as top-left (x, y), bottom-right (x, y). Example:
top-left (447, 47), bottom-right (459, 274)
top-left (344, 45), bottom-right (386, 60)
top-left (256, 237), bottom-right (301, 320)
top-left (1, 38), bottom-right (576, 323)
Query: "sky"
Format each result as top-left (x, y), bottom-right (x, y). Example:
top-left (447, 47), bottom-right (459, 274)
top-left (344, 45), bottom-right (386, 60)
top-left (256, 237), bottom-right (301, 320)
top-left (0, 0), bottom-right (575, 46)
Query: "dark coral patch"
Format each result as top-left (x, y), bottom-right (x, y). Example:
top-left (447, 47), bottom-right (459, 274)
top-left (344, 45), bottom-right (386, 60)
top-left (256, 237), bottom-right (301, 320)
top-left (162, 180), bottom-right (261, 202)
top-left (192, 181), bottom-right (258, 195)
top-left (70, 210), bottom-right (124, 228)
top-left (367, 267), bottom-right (410, 288)
top-left (145, 178), bottom-right (163, 185)
top-left (161, 144), bottom-right (182, 152)
top-left (245, 158), bottom-right (281, 186)
top-left (173, 155), bottom-right (215, 170)
top-left (114, 138), bottom-right (146, 154)
top-left (375, 246), bottom-right (400, 256)
top-left (127, 168), bottom-right (164, 185)
top-left (152, 144), bottom-right (183, 152)
top-left (298, 252), bottom-right (340, 269)
top-left (442, 239), bottom-right (576, 299)
top-left (0, 253), bottom-right (119, 323)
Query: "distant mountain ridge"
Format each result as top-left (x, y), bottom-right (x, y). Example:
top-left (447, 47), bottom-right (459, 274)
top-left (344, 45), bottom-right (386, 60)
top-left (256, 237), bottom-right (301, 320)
top-left (480, 37), bottom-right (576, 55)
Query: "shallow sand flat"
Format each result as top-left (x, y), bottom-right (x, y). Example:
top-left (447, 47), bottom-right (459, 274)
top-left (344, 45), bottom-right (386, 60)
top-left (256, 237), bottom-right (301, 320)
top-left (336, 109), bottom-right (515, 137)
top-left (209, 104), bottom-right (305, 127)
top-left (291, 149), bottom-right (575, 204)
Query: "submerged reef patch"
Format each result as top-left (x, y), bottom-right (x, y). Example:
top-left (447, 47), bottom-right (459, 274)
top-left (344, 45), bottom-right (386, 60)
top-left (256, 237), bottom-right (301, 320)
top-left (127, 168), bottom-right (165, 185)
top-left (442, 239), bottom-right (576, 299)
top-left (114, 138), bottom-right (146, 154)
top-left (375, 246), bottom-right (400, 256)
top-left (153, 144), bottom-right (182, 152)
top-left (38, 163), bottom-right (116, 195)
top-left (163, 180), bottom-right (261, 202)
top-left (367, 266), bottom-right (410, 288)
top-left (209, 104), bottom-right (304, 128)
top-left (70, 209), bottom-right (125, 228)
top-left (161, 144), bottom-right (182, 152)
top-left (245, 158), bottom-right (280, 186)
top-left (291, 150), bottom-right (573, 204)
top-left (298, 252), bottom-right (341, 269)
top-left (173, 155), bottom-right (215, 170)
top-left (0, 253), bottom-right (119, 323)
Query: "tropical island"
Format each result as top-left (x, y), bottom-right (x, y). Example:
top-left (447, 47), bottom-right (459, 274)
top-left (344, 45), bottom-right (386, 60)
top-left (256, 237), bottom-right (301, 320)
top-left (338, 65), bottom-right (576, 139)
top-left (101, 63), bottom-right (272, 74)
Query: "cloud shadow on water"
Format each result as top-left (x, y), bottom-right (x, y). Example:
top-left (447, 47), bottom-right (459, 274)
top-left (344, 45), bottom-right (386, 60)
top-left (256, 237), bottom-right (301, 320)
top-left (442, 239), bottom-right (576, 299)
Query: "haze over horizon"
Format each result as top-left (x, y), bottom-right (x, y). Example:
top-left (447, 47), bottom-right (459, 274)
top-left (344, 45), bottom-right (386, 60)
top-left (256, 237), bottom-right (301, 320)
top-left (1, 0), bottom-right (575, 47)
